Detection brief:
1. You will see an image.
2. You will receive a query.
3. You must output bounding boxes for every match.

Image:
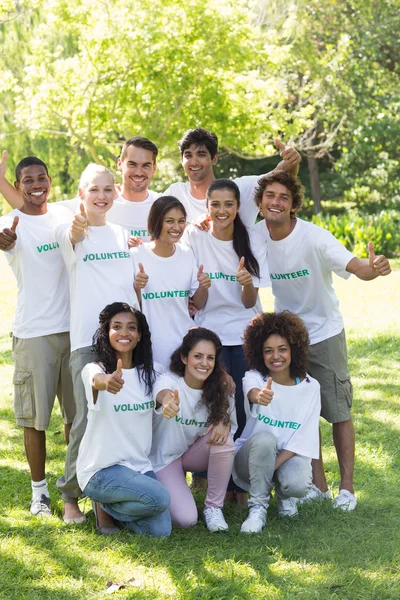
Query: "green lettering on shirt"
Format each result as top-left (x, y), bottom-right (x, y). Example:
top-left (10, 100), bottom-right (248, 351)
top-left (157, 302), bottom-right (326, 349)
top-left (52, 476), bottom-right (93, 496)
top-left (270, 270), bottom-right (310, 281)
top-left (37, 242), bottom-right (59, 253)
top-left (142, 290), bottom-right (189, 301)
top-left (83, 251), bottom-right (130, 262)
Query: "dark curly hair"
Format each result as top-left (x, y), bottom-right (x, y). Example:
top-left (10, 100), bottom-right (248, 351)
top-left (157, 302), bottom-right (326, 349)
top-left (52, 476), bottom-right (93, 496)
top-left (206, 179), bottom-right (259, 278)
top-left (254, 171), bottom-right (305, 217)
top-left (92, 302), bottom-right (155, 395)
top-left (243, 311), bottom-right (309, 380)
top-left (147, 196), bottom-right (187, 241)
top-left (169, 328), bottom-right (230, 426)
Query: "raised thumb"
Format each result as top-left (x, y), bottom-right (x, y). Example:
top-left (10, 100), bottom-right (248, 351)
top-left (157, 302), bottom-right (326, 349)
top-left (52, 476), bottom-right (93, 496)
top-left (11, 215), bottom-right (19, 232)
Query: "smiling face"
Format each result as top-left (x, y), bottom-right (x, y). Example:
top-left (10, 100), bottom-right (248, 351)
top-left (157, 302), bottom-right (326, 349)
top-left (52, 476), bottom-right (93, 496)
top-left (79, 172), bottom-right (116, 218)
top-left (16, 165), bottom-right (52, 213)
top-left (109, 312), bottom-right (141, 357)
top-left (259, 182), bottom-right (293, 226)
top-left (207, 188), bottom-right (238, 235)
top-left (181, 144), bottom-right (217, 184)
top-left (118, 145), bottom-right (156, 194)
top-left (263, 334), bottom-right (291, 379)
top-left (182, 340), bottom-right (216, 389)
top-left (157, 207), bottom-right (186, 244)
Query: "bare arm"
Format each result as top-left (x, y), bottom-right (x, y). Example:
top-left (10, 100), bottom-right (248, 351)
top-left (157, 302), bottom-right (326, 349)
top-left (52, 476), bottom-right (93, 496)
top-left (274, 449), bottom-right (296, 471)
top-left (346, 242), bottom-right (391, 281)
top-left (0, 151), bottom-right (23, 209)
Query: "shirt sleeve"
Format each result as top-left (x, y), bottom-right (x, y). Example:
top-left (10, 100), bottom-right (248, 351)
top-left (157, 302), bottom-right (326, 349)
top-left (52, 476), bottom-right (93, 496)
top-left (317, 228), bottom-right (355, 280)
top-left (242, 370), bottom-right (265, 417)
top-left (153, 372), bottom-right (176, 402)
top-left (282, 379), bottom-right (321, 459)
top-left (81, 363), bottom-right (104, 412)
top-left (54, 223), bottom-right (77, 268)
top-left (235, 175), bottom-right (260, 227)
top-left (249, 224), bottom-right (271, 288)
top-left (228, 395), bottom-right (238, 436)
top-left (187, 247), bottom-right (200, 297)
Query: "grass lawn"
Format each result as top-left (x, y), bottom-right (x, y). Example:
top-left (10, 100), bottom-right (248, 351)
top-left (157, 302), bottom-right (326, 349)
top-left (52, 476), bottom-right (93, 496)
top-left (0, 254), bottom-right (399, 600)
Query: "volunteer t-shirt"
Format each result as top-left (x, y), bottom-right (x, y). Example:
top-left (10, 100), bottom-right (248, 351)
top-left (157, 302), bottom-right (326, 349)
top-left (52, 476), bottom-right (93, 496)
top-left (233, 370), bottom-right (320, 490)
top-left (107, 190), bottom-right (159, 241)
top-left (132, 243), bottom-right (199, 366)
top-left (182, 225), bottom-right (263, 345)
top-left (164, 176), bottom-right (260, 227)
top-left (252, 218), bottom-right (355, 344)
top-left (77, 362), bottom-right (162, 491)
top-left (0, 206), bottom-right (72, 338)
top-left (150, 372), bottom-right (237, 472)
top-left (55, 222), bottom-right (139, 351)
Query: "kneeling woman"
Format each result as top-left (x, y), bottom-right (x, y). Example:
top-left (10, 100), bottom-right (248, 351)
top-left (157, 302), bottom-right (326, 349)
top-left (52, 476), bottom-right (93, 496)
top-left (76, 302), bottom-right (171, 537)
top-left (233, 311), bottom-right (321, 534)
top-left (150, 328), bottom-right (237, 532)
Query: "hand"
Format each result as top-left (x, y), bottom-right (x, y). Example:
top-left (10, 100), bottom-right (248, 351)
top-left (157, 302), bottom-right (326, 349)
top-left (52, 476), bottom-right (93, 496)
top-left (197, 264), bottom-right (211, 289)
top-left (162, 389), bottom-right (180, 419)
top-left (105, 359), bottom-right (124, 394)
top-left (128, 236), bottom-right (144, 248)
top-left (236, 256), bottom-right (252, 287)
top-left (0, 215), bottom-right (18, 250)
top-left (257, 377), bottom-right (274, 406)
top-left (368, 242), bottom-right (391, 276)
top-left (71, 203), bottom-right (88, 237)
top-left (193, 213), bottom-right (211, 231)
top-left (274, 138), bottom-right (301, 167)
top-left (0, 150), bottom-right (8, 182)
top-left (204, 421), bottom-right (230, 445)
top-left (135, 262), bottom-right (149, 289)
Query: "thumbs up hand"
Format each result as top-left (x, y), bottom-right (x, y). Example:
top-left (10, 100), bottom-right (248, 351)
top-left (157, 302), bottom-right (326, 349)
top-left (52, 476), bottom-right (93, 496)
top-left (0, 215), bottom-right (19, 250)
top-left (236, 256), bottom-right (252, 287)
top-left (274, 138), bottom-right (301, 167)
top-left (105, 359), bottom-right (125, 394)
top-left (162, 388), bottom-right (180, 419)
top-left (368, 241), bottom-right (391, 276)
top-left (70, 202), bottom-right (89, 243)
top-left (135, 262), bottom-right (149, 289)
top-left (197, 264), bottom-right (211, 289)
top-left (257, 377), bottom-right (274, 406)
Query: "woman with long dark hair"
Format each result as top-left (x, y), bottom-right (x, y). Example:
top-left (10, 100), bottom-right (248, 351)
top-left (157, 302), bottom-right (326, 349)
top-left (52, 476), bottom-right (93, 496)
top-left (76, 302), bottom-right (171, 537)
top-left (150, 327), bottom-right (237, 532)
top-left (132, 195), bottom-right (210, 367)
top-left (182, 178), bottom-right (267, 497)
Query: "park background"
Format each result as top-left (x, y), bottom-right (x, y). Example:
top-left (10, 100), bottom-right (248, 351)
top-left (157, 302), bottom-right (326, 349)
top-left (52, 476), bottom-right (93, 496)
top-left (0, 0), bottom-right (399, 598)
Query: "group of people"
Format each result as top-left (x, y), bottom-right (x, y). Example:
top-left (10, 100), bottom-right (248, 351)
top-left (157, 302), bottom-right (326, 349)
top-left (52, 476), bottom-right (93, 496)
top-left (0, 128), bottom-right (391, 537)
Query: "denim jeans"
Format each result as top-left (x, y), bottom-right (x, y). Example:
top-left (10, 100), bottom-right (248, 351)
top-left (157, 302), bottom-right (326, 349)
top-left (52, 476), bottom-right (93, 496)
top-left (84, 464), bottom-right (172, 537)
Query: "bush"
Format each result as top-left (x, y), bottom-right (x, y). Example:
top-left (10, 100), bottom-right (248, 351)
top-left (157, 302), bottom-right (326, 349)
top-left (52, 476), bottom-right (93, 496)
top-left (309, 210), bottom-right (400, 257)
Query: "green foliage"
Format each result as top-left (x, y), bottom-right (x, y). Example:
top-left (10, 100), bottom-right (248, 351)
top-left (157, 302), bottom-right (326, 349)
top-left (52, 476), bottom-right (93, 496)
top-left (310, 210), bottom-right (400, 257)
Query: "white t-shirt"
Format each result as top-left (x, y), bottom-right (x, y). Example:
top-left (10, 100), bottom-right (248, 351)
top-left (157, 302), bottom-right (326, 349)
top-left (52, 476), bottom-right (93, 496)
top-left (77, 362), bottom-right (161, 491)
top-left (0, 206), bottom-right (72, 338)
top-left (107, 190), bottom-right (158, 241)
top-left (51, 197), bottom-right (80, 213)
top-left (150, 371), bottom-right (237, 472)
top-left (164, 176), bottom-right (260, 227)
top-left (233, 370), bottom-right (321, 490)
top-left (252, 219), bottom-right (355, 344)
top-left (132, 243), bottom-right (199, 366)
top-left (182, 225), bottom-right (263, 345)
top-left (55, 222), bottom-right (139, 351)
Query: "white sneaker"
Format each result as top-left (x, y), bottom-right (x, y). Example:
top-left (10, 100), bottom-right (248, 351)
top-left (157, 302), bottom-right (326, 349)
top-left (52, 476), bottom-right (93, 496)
top-left (240, 505), bottom-right (267, 533)
top-left (298, 483), bottom-right (332, 505)
top-left (30, 494), bottom-right (52, 517)
top-left (203, 507), bottom-right (229, 532)
top-left (333, 489), bottom-right (357, 511)
top-left (277, 496), bottom-right (298, 518)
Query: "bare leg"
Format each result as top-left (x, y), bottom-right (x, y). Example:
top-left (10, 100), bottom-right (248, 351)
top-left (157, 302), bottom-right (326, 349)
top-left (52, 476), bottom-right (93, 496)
top-left (311, 427), bottom-right (329, 492)
top-left (24, 427), bottom-right (46, 482)
top-left (332, 419), bottom-right (355, 493)
top-left (64, 423), bottom-right (72, 445)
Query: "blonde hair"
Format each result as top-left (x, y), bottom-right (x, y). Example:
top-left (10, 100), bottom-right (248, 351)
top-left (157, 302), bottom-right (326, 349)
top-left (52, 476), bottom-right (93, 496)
top-left (78, 163), bottom-right (115, 190)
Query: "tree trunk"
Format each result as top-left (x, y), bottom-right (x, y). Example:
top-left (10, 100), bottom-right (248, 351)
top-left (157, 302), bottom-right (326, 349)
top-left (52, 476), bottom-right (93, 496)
top-left (307, 154), bottom-right (322, 214)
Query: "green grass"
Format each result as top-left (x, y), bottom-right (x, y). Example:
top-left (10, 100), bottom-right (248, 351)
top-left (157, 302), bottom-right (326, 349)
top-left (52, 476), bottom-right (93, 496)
top-left (1, 255), bottom-right (400, 599)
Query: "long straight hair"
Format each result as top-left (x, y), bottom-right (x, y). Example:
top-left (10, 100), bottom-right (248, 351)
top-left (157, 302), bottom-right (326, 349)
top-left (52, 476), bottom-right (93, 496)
top-left (207, 179), bottom-right (259, 277)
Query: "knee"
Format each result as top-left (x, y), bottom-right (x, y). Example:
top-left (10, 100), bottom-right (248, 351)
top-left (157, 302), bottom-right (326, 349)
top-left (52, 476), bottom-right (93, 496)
top-left (281, 475), bottom-right (311, 498)
top-left (151, 514), bottom-right (172, 538)
top-left (156, 486), bottom-right (170, 513)
top-left (171, 508), bottom-right (198, 529)
top-left (250, 431), bottom-right (276, 456)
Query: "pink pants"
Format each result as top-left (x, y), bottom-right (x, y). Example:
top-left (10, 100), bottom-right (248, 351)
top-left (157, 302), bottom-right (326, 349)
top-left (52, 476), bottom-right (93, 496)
top-left (155, 432), bottom-right (235, 528)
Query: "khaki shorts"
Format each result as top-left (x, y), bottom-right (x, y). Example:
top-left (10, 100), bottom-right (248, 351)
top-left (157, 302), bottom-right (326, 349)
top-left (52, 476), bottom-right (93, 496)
top-left (12, 332), bottom-right (76, 431)
top-left (308, 329), bottom-right (353, 424)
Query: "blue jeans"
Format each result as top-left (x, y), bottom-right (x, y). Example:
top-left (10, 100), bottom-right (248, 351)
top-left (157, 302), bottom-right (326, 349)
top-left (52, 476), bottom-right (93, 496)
top-left (84, 465), bottom-right (171, 537)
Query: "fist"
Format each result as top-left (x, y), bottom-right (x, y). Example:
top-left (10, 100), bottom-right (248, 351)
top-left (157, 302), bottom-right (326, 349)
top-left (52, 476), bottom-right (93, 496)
top-left (0, 215), bottom-right (18, 250)
top-left (162, 389), bottom-right (180, 419)
top-left (236, 256), bottom-right (252, 287)
top-left (105, 359), bottom-right (124, 394)
top-left (257, 377), bottom-right (274, 406)
top-left (135, 262), bottom-right (149, 289)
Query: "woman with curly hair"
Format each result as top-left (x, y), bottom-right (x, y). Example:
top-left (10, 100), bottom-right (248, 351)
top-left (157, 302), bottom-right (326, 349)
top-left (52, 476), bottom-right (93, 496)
top-left (150, 327), bottom-right (237, 532)
top-left (76, 302), bottom-right (171, 537)
top-left (233, 311), bottom-right (321, 534)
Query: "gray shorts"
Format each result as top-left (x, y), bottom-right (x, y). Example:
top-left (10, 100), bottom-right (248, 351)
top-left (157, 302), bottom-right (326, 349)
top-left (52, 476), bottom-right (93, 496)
top-left (308, 329), bottom-right (353, 424)
top-left (12, 332), bottom-right (76, 431)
